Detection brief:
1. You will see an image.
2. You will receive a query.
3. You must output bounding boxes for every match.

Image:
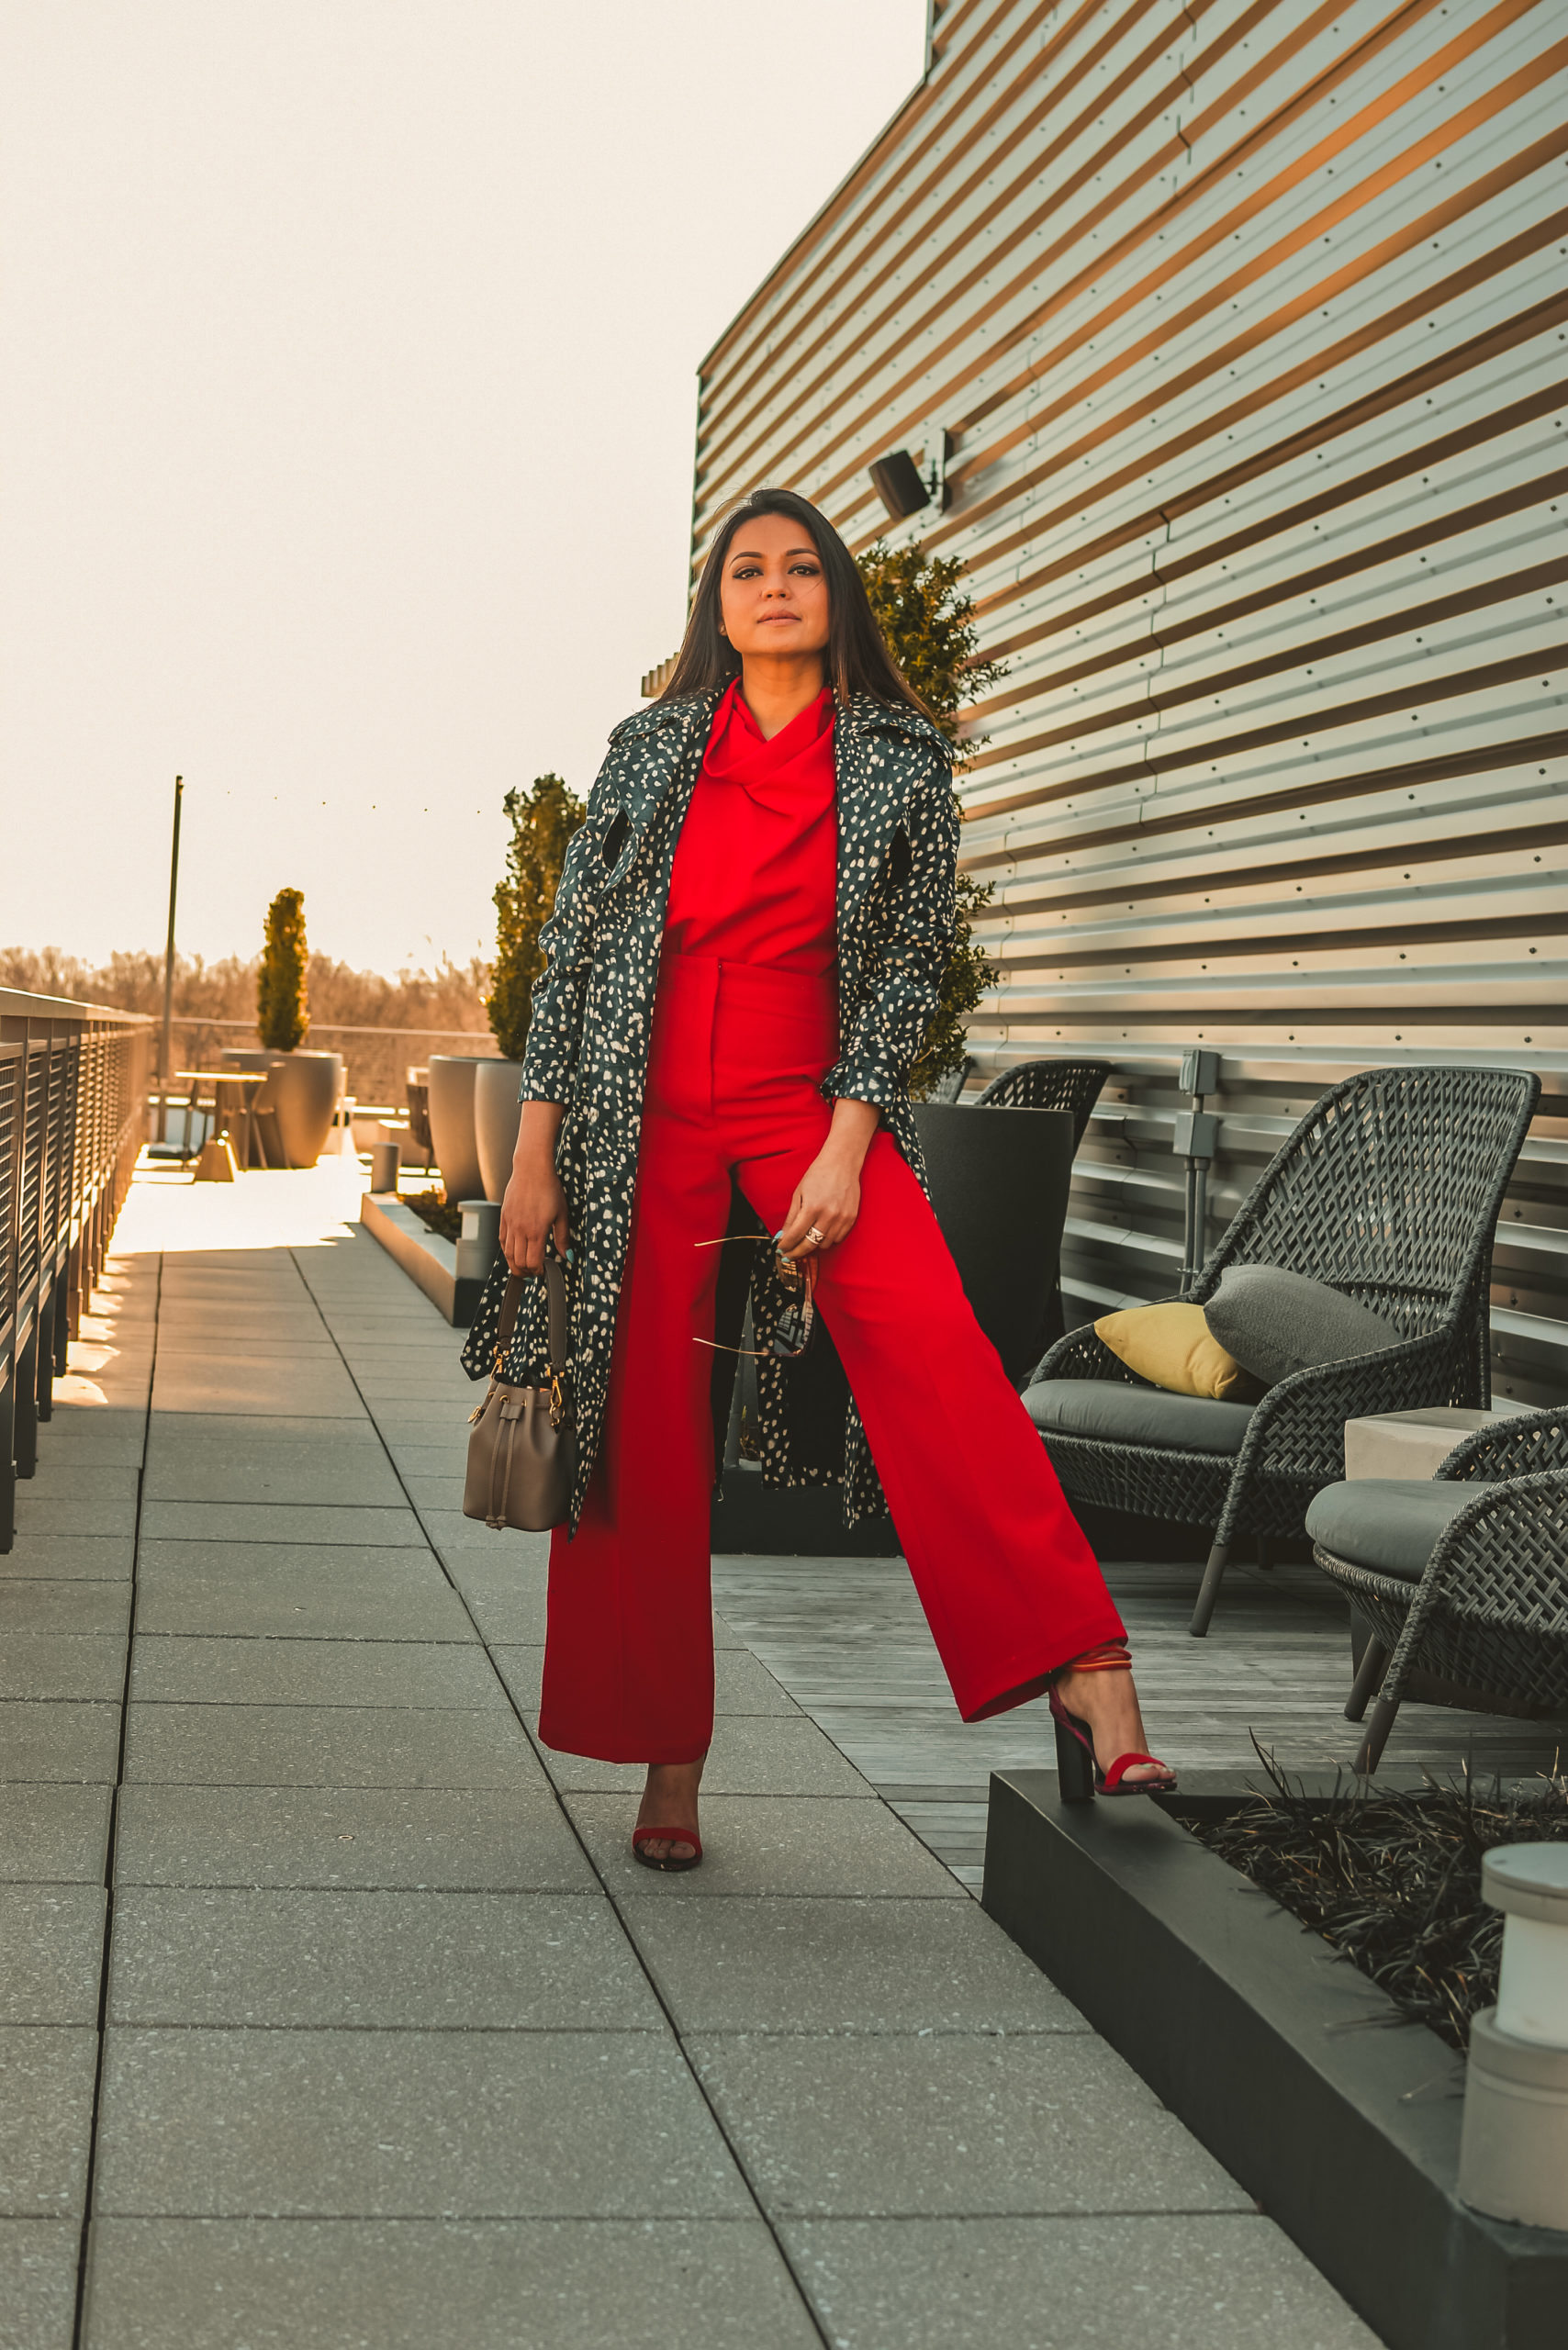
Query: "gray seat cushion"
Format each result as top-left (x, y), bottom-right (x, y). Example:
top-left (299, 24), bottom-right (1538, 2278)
top-left (1204, 1263), bottom-right (1404, 1385)
top-left (1025, 1378), bottom-right (1257, 1457)
top-left (1305, 1478), bottom-right (1475, 1581)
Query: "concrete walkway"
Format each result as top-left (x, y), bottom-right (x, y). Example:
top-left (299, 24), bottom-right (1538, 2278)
top-left (0, 1163), bottom-right (1380, 2348)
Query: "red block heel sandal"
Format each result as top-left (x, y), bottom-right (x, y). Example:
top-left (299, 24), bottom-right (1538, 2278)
top-left (1048, 1642), bottom-right (1177, 1802)
top-left (632, 1825), bottom-right (703, 1874)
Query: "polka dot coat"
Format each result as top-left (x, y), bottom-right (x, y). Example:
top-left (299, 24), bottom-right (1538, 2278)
top-left (461, 687), bottom-right (958, 1532)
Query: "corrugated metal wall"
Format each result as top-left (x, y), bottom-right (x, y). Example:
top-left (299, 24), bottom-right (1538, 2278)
top-left (688, 0), bottom-right (1567, 1399)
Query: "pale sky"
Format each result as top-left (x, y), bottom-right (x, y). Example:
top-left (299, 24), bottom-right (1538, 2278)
top-left (1, 1), bottom-right (926, 973)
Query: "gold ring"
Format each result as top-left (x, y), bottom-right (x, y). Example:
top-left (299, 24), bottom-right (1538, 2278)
top-left (804, 1225), bottom-right (824, 1248)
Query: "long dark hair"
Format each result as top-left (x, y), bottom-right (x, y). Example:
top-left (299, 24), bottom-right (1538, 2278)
top-left (657, 486), bottom-right (932, 718)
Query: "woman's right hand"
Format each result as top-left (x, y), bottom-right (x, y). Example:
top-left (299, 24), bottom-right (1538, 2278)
top-left (499, 1102), bottom-right (569, 1273)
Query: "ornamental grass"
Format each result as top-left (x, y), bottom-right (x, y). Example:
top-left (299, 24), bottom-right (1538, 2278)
top-left (1188, 1744), bottom-right (1568, 2053)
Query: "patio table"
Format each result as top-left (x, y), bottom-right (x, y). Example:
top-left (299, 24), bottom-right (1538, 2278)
top-left (175, 1069), bottom-right (266, 1172)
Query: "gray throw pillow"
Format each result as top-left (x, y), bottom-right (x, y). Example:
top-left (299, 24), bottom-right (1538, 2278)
top-left (1203, 1264), bottom-right (1403, 1387)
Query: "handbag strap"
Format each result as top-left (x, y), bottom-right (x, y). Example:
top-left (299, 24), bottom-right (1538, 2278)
top-left (495, 1255), bottom-right (568, 1381)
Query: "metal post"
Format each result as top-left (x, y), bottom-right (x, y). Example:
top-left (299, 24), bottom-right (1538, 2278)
top-left (1173, 1048), bottom-right (1222, 1297)
top-left (156, 776), bottom-right (183, 1143)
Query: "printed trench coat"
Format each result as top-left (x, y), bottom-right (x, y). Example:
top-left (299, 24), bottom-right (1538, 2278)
top-left (460, 686), bottom-right (958, 1531)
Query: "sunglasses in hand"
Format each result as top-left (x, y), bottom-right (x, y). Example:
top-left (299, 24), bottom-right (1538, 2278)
top-left (693, 1234), bottom-right (818, 1360)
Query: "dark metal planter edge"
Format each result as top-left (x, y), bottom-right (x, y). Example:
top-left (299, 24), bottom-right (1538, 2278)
top-left (981, 1770), bottom-right (1568, 2350)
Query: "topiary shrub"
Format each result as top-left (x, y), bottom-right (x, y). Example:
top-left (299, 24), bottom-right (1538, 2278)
top-left (857, 543), bottom-right (1007, 1100)
top-left (487, 775), bottom-right (588, 1063)
top-left (257, 887), bottom-right (309, 1051)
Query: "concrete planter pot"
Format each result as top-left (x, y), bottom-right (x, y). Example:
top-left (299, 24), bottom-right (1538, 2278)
top-left (911, 1101), bottom-right (1075, 1385)
top-left (474, 1058), bottom-right (525, 1203)
top-left (272, 1050), bottom-right (342, 1168)
top-left (426, 1055), bottom-right (490, 1207)
top-left (219, 1047), bottom-right (342, 1169)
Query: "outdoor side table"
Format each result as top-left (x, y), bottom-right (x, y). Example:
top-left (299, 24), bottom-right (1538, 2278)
top-left (1344, 1402), bottom-right (1530, 1482)
top-left (176, 1070), bottom-right (266, 1172)
top-left (1341, 1400), bottom-right (1534, 1712)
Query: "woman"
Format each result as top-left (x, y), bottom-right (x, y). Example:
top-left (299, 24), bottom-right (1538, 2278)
top-left (471, 486), bottom-right (1173, 1868)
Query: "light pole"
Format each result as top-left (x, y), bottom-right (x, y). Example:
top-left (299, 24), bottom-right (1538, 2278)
top-left (155, 776), bottom-right (183, 1143)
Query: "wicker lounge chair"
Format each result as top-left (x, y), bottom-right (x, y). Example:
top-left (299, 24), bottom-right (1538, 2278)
top-left (1306, 1406), bottom-right (1568, 1771)
top-left (1024, 1065), bottom-right (1540, 1637)
top-left (973, 1058), bottom-right (1111, 1147)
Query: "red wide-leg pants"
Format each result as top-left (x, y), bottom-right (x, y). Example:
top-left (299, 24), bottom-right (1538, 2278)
top-left (538, 952), bottom-right (1124, 1762)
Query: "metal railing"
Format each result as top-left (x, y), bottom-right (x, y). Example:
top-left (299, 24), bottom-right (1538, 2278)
top-left (2, 987), bottom-right (151, 1550)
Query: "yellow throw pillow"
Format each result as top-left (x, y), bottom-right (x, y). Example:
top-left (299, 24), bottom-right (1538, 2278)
top-left (1093, 1302), bottom-right (1263, 1402)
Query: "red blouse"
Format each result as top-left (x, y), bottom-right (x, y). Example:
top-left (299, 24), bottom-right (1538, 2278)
top-left (663, 679), bottom-right (837, 977)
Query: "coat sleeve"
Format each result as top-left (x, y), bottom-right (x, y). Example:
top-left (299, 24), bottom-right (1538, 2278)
top-left (823, 750), bottom-right (960, 1112)
top-left (517, 748), bottom-right (625, 1105)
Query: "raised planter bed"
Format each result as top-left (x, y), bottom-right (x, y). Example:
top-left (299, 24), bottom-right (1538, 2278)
top-left (360, 1190), bottom-right (486, 1326)
top-left (982, 1768), bottom-right (1568, 2350)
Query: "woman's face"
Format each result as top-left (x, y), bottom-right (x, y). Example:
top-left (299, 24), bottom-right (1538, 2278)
top-left (718, 511), bottom-right (831, 666)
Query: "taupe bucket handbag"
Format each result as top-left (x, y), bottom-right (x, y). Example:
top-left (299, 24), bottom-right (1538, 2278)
top-left (463, 1258), bottom-right (575, 1531)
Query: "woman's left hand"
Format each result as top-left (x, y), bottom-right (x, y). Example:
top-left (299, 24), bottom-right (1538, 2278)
top-left (777, 1098), bottom-right (880, 1258)
top-left (777, 1144), bottom-right (861, 1259)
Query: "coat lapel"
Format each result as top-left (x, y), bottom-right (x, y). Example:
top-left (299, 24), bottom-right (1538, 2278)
top-left (598, 694), bottom-right (719, 891)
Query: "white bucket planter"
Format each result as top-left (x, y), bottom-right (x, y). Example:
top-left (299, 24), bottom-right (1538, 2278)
top-left (474, 1058), bottom-right (525, 1203)
top-left (1459, 1843), bottom-right (1568, 2230)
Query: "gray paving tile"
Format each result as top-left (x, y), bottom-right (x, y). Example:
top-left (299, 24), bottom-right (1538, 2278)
top-left (781, 2215), bottom-right (1383, 2349)
top-left (623, 1897), bottom-right (1085, 2036)
top-left (0, 1785), bottom-right (113, 1883)
top-left (83, 2215), bottom-right (818, 2350)
top-left (10, 1494), bottom-right (138, 1539)
top-left (145, 1415), bottom-right (383, 1449)
top-left (29, 1407), bottom-right (146, 1453)
top-left (0, 1703), bottom-right (122, 1785)
top-left (446, 1560), bottom-right (549, 1642)
top-left (0, 1583), bottom-right (131, 1637)
top-left (565, 1796), bottom-right (967, 1899)
top-left (0, 1885), bottom-right (106, 2022)
top-left (691, 2035), bottom-right (1250, 2217)
top-left (115, 1783), bottom-right (595, 1891)
top-left (494, 1644), bottom-right (800, 1719)
top-left (151, 1360), bottom-right (364, 1416)
top-left (95, 2029), bottom-right (752, 2219)
top-left (0, 1637), bottom-right (127, 1702)
top-left (140, 1500), bottom-right (425, 1548)
top-left (0, 1537), bottom-right (134, 1582)
top-left (381, 1443), bottom-right (472, 1477)
top-left (401, 1473), bottom-right (465, 1509)
top-left (544, 1716), bottom-right (866, 1797)
top-left (420, 1509), bottom-right (543, 1561)
top-left (129, 1636), bottom-right (504, 1709)
top-left (17, 1465), bottom-right (140, 1505)
top-left (154, 1338), bottom-right (341, 1361)
top-left (108, 1888), bottom-right (657, 2029)
top-left (123, 1702), bottom-right (543, 1789)
top-left (137, 1544), bottom-right (474, 1641)
top-left (141, 1449), bottom-right (405, 1506)
top-left (0, 2218), bottom-right (79, 2349)
top-left (0, 2028), bottom-right (98, 2215)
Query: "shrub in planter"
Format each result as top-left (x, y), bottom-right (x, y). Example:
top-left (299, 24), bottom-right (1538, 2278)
top-left (241, 890), bottom-right (341, 1165)
top-left (257, 887), bottom-right (309, 1051)
top-left (857, 542), bottom-right (1006, 1100)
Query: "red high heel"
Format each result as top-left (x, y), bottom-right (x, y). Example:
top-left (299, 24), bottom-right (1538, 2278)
top-left (1048, 1643), bottom-right (1177, 1803)
top-left (632, 1824), bottom-right (703, 1873)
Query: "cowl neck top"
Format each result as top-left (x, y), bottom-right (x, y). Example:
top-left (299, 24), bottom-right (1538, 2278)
top-left (663, 679), bottom-right (838, 977)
